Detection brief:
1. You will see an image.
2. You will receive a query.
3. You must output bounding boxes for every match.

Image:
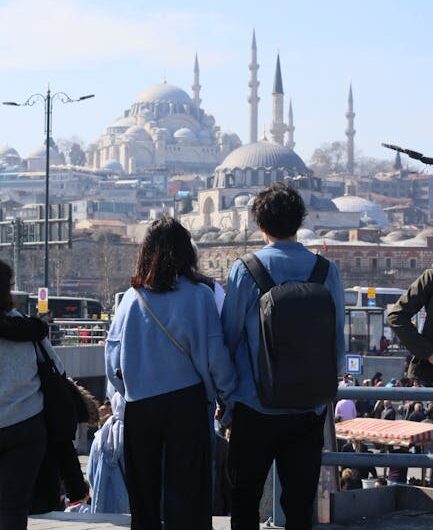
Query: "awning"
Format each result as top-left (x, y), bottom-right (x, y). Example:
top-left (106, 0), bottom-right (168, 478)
top-left (335, 418), bottom-right (433, 447)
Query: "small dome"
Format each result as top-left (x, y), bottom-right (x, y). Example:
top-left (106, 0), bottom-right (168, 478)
top-left (124, 126), bottom-right (151, 140)
top-left (102, 159), bottom-right (124, 172)
top-left (297, 228), bottom-right (317, 241)
top-left (218, 140), bottom-right (308, 174)
top-left (233, 193), bottom-right (253, 208)
top-left (173, 127), bottom-right (196, 143)
top-left (332, 195), bottom-right (388, 226)
top-left (136, 83), bottom-right (192, 106)
top-left (0, 146), bottom-right (19, 158)
top-left (27, 144), bottom-right (63, 163)
top-left (200, 232), bottom-right (219, 242)
top-left (382, 230), bottom-right (415, 242)
top-left (217, 230), bottom-right (237, 242)
top-left (323, 229), bottom-right (349, 241)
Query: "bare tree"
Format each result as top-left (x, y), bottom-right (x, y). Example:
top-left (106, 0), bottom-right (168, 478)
top-left (310, 141), bottom-right (346, 176)
top-left (50, 244), bottom-right (72, 295)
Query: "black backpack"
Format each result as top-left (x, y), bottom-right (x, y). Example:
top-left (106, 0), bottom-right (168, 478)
top-left (240, 253), bottom-right (338, 409)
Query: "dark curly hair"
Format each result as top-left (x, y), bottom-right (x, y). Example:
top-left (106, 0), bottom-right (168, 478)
top-left (0, 260), bottom-right (13, 313)
top-left (131, 217), bottom-right (198, 292)
top-left (251, 182), bottom-right (306, 239)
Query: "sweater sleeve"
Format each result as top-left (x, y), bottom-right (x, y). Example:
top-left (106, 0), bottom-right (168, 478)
top-left (387, 269), bottom-right (433, 360)
top-left (0, 315), bottom-right (48, 342)
top-left (105, 294), bottom-right (129, 396)
top-left (205, 291), bottom-right (237, 404)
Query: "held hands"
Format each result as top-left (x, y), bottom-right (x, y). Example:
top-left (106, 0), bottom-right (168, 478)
top-left (428, 353), bottom-right (433, 365)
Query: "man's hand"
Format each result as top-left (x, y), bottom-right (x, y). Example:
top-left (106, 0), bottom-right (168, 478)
top-left (428, 353), bottom-right (433, 365)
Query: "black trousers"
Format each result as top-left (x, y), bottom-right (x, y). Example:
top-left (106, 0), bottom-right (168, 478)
top-left (228, 403), bottom-right (326, 530)
top-left (124, 384), bottom-right (212, 530)
top-left (0, 413), bottom-right (46, 530)
top-left (31, 439), bottom-right (87, 514)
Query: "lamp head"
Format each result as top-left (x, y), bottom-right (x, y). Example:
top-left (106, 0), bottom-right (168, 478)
top-left (78, 94), bottom-right (95, 101)
top-left (2, 101), bottom-right (20, 106)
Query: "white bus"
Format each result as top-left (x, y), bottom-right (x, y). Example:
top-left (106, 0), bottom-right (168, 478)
top-left (344, 286), bottom-right (406, 310)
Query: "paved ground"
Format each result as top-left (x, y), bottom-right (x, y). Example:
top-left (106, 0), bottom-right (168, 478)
top-left (28, 511), bottom-right (433, 529)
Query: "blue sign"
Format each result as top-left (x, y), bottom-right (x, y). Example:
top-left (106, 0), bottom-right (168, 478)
top-left (368, 298), bottom-right (376, 307)
top-left (346, 354), bottom-right (362, 375)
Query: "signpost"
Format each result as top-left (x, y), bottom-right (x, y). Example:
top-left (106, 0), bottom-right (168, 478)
top-left (38, 287), bottom-right (49, 314)
top-left (346, 354), bottom-right (363, 375)
top-left (367, 287), bottom-right (376, 307)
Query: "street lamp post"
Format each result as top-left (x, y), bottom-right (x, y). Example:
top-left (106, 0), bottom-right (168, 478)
top-left (3, 89), bottom-right (94, 288)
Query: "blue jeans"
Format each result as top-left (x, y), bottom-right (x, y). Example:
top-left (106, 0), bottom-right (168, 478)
top-left (0, 413), bottom-right (46, 530)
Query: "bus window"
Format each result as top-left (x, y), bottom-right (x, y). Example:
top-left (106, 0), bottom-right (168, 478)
top-left (344, 290), bottom-right (358, 306)
top-left (87, 300), bottom-right (102, 319)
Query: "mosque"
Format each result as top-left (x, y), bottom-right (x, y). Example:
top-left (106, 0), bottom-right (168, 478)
top-left (180, 32), bottom-right (364, 235)
top-left (85, 55), bottom-right (241, 175)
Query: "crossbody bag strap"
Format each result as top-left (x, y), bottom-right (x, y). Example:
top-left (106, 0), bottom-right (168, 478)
top-left (134, 288), bottom-right (201, 377)
top-left (34, 340), bottom-right (59, 374)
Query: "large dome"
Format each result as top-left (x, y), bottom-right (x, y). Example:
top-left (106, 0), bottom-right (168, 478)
top-left (332, 195), bottom-right (388, 226)
top-left (136, 83), bottom-right (192, 106)
top-left (218, 140), bottom-right (308, 173)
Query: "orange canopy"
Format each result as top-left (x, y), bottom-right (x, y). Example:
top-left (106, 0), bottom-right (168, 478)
top-left (335, 418), bottom-right (433, 447)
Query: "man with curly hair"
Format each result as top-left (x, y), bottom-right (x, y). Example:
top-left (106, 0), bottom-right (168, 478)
top-left (222, 183), bottom-right (345, 530)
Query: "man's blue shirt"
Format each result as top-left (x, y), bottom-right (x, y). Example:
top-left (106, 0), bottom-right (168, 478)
top-left (221, 240), bottom-right (346, 415)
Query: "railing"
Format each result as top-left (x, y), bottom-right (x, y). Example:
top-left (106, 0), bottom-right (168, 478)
top-left (48, 320), bottom-right (109, 346)
top-left (322, 386), bottom-right (433, 469)
top-left (271, 385), bottom-right (433, 528)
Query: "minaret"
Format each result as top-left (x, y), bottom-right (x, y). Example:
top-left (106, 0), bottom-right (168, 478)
top-left (192, 53), bottom-right (201, 109)
top-left (248, 30), bottom-right (260, 144)
top-left (269, 54), bottom-right (287, 145)
top-left (394, 151), bottom-right (402, 171)
top-left (345, 84), bottom-right (356, 175)
top-left (286, 99), bottom-right (295, 150)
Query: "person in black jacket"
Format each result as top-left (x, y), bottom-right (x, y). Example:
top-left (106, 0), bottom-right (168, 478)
top-left (388, 269), bottom-right (433, 386)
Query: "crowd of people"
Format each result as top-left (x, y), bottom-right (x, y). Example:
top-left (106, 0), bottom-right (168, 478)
top-left (1, 182), bottom-right (433, 530)
top-left (335, 372), bottom-right (433, 489)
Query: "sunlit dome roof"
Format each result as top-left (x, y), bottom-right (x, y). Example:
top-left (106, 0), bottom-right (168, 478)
top-left (28, 145), bottom-right (63, 162)
top-left (332, 195), bottom-right (388, 226)
top-left (124, 126), bottom-right (151, 140)
top-left (218, 140), bottom-right (308, 173)
top-left (136, 83), bottom-right (192, 106)
top-left (173, 127), bottom-right (196, 142)
top-left (297, 228), bottom-right (317, 241)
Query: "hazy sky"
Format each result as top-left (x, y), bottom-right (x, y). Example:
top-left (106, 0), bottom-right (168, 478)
top-left (1, 0), bottom-right (433, 166)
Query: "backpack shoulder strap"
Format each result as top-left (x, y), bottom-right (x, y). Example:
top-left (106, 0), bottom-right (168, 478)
top-left (308, 254), bottom-right (330, 284)
top-left (240, 253), bottom-right (276, 294)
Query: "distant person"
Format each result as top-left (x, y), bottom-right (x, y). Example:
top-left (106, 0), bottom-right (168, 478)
top-left (371, 372), bottom-right (383, 387)
top-left (335, 399), bottom-right (357, 421)
top-left (381, 400), bottom-right (396, 421)
top-left (338, 373), bottom-right (354, 388)
top-left (340, 468), bottom-right (361, 490)
top-left (408, 402), bottom-right (425, 422)
top-left (0, 260), bottom-right (62, 530)
top-left (388, 271), bottom-right (433, 386)
top-left (374, 478), bottom-right (388, 487)
top-left (64, 481), bottom-right (91, 513)
top-left (105, 217), bottom-right (236, 530)
top-left (222, 184), bottom-right (345, 530)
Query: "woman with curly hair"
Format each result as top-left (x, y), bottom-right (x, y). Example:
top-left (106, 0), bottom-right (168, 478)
top-left (105, 217), bottom-right (236, 530)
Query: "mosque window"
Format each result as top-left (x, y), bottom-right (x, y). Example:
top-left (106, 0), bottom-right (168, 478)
top-left (370, 258), bottom-right (378, 270)
top-left (410, 258), bottom-right (417, 269)
top-left (209, 260), bottom-right (214, 268)
top-left (264, 172), bottom-right (271, 186)
top-left (385, 257), bottom-right (392, 269)
top-left (251, 171), bottom-right (258, 186)
top-left (355, 257), bottom-right (361, 268)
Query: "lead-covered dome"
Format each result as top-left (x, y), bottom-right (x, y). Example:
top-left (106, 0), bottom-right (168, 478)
top-left (136, 83), bottom-right (192, 106)
top-left (218, 140), bottom-right (308, 173)
top-left (332, 195), bottom-right (388, 226)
